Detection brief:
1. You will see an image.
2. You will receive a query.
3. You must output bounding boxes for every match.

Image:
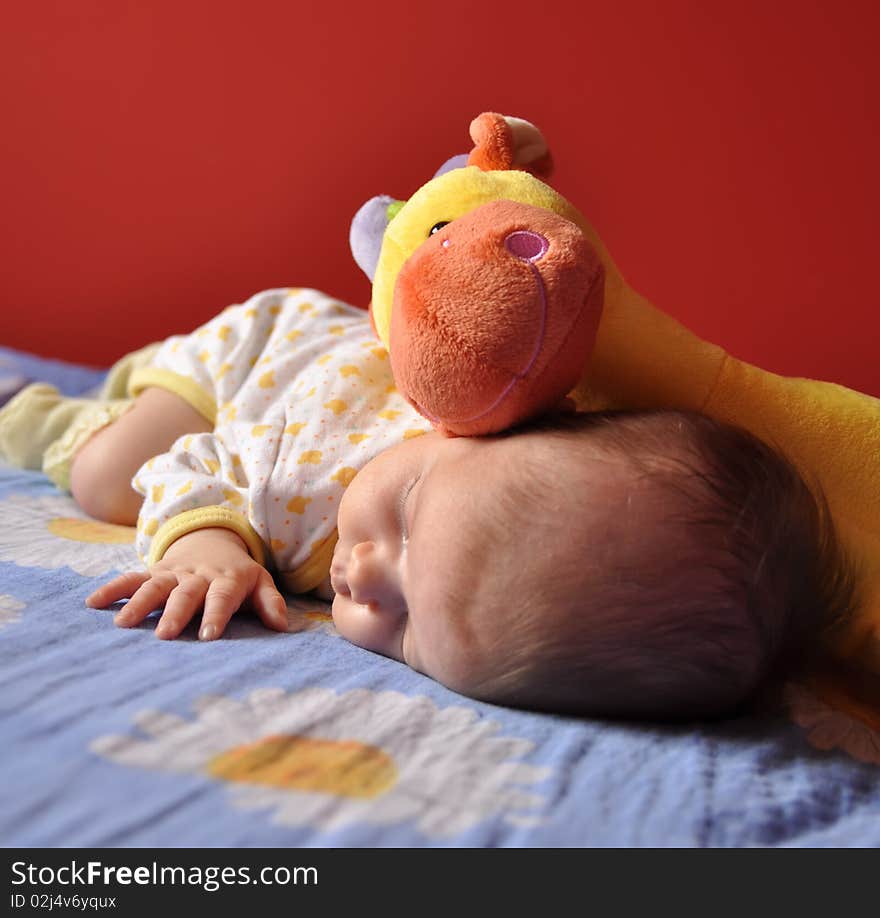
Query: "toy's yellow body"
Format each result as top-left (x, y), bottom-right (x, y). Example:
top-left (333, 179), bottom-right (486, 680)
top-left (574, 241), bottom-right (880, 665)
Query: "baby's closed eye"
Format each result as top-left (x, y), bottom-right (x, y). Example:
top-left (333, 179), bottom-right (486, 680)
top-left (397, 476), bottom-right (420, 541)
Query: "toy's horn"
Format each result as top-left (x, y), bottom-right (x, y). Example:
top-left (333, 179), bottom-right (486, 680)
top-left (467, 113), bottom-right (554, 179)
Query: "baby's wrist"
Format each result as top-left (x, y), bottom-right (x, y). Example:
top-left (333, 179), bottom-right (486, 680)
top-left (162, 526), bottom-right (250, 561)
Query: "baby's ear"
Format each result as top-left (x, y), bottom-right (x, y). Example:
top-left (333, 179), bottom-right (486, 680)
top-left (467, 113), bottom-right (554, 179)
top-left (349, 195), bottom-right (402, 283)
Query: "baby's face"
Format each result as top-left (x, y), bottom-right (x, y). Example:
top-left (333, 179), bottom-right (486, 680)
top-left (330, 431), bottom-right (492, 690)
top-left (330, 427), bottom-right (651, 696)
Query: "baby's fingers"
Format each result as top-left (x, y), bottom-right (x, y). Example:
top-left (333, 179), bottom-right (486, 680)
top-left (85, 571), bottom-right (151, 609)
top-left (250, 568), bottom-right (289, 633)
top-left (154, 573), bottom-right (210, 640)
top-left (197, 577), bottom-right (250, 641)
top-left (112, 571), bottom-right (179, 629)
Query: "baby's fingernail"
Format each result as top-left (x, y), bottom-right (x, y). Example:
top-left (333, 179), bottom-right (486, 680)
top-left (199, 623), bottom-right (218, 641)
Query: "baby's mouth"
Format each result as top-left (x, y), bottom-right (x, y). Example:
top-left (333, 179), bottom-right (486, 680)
top-left (327, 541), bottom-right (349, 597)
top-left (329, 564), bottom-right (350, 598)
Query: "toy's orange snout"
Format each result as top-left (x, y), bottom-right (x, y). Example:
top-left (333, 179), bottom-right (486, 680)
top-left (389, 200), bottom-right (604, 436)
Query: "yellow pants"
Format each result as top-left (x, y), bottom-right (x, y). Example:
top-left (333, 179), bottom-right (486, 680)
top-left (0, 343), bottom-right (160, 489)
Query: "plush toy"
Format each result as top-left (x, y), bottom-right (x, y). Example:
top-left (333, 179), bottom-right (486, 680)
top-left (351, 113), bottom-right (880, 754)
top-left (350, 114), bottom-right (605, 437)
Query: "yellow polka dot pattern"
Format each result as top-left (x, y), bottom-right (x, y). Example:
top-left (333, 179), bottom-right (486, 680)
top-left (131, 288), bottom-right (432, 585)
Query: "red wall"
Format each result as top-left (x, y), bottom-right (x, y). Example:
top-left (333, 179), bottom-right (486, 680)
top-left (1, 0), bottom-right (878, 396)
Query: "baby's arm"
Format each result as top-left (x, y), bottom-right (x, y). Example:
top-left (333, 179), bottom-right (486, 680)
top-left (88, 426), bottom-right (287, 640)
top-left (86, 527), bottom-right (288, 640)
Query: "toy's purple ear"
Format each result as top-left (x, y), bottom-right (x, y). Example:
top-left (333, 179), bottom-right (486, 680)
top-left (350, 156), bottom-right (469, 283)
top-left (350, 195), bottom-right (399, 282)
top-left (432, 153), bottom-right (468, 178)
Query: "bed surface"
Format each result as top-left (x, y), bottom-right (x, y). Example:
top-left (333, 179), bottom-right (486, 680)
top-left (1, 345), bottom-right (878, 847)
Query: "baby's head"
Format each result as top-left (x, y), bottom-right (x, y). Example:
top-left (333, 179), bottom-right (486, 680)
top-left (330, 410), bottom-right (856, 719)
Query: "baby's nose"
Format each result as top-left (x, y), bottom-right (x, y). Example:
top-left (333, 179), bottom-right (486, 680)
top-left (348, 542), bottom-right (386, 605)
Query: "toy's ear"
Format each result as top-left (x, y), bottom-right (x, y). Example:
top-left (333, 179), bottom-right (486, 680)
top-left (349, 195), bottom-right (403, 283)
top-left (467, 113), bottom-right (554, 179)
top-left (351, 158), bottom-right (467, 284)
top-left (432, 153), bottom-right (469, 178)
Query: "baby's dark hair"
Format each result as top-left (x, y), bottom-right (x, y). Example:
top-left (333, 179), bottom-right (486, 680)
top-left (478, 409), bottom-right (858, 720)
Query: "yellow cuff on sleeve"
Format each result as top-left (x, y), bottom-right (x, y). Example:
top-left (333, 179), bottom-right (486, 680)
top-left (129, 367), bottom-right (217, 425)
top-left (148, 507), bottom-right (266, 567)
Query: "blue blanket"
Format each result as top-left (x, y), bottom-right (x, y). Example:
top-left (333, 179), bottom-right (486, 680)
top-left (1, 345), bottom-right (878, 847)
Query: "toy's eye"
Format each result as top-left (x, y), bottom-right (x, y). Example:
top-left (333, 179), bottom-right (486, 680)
top-left (429, 221), bottom-right (450, 236)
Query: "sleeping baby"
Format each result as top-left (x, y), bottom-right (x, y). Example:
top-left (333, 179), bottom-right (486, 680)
top-left (0, 288), bottom-right (855, 718)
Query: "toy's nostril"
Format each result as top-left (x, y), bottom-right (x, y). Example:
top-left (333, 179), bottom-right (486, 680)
top-left (504, 230), bottom-right (549, 262)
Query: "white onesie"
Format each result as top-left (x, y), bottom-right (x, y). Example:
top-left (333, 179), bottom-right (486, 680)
top-left (127, 288), bottom-right (431, 592)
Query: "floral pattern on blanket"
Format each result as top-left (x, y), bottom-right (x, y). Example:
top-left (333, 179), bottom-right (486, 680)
top-left (0, 493), bottom-right (141, 576)
top-left (91, 687), bottom-right (550, 837)
top-left (0, 594), bottom-right (24, 630)
top-left (2, 343), bottom-right (879, 847)
top-left (785, 681), bottom-right (880, 765)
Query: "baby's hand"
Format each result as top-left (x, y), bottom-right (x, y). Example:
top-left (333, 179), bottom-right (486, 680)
top-left (86, 527), bottom-right (288, 640)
